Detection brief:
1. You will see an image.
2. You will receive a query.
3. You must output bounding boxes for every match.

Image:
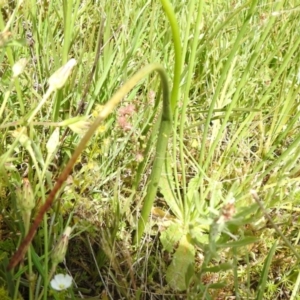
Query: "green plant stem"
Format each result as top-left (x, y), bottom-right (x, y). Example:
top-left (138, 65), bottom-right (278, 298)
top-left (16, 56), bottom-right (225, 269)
top-left (53, 0), bottom-right (80, 122)
top-left (179, 0), bottom-right (203, 221)
top-left (27, 244), bottom-right (34, 300)
top-left (37, 264), bottom-right (57, 300)
top-left (21, 212), bottom-right (34, 300)
top-left (24, 144), bottom-right (49, 300)
top-left (159, 0), bottom-right (183, 223)
top-left (0, 86), bottom-right (55, 170)
top-left (27, 87), bottom-right (55, 124)
top-left (62, 0), bottom-right (73, 63)
top-left (135, 119), bottom-right (172, 243)
top-left (8, 63), bottom-right (170, 269)
top-left (13, 277), bottom-right (21, 300)
top-left (0, 0), bottom-right (25, 114)
top-left (160, 0), bottom-right (182, 113)
top-left (0, 116), bottom-right (87, 129)
top-left (291, 268), bottom-right (300, 300)
top-left (171, 0), bottom-right (196, 214)
top-left (0, 80), bottom-right (14, 119)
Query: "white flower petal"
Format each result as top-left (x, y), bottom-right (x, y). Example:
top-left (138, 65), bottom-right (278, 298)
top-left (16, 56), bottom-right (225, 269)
top-left (50, 274), bottom-right (73, 291)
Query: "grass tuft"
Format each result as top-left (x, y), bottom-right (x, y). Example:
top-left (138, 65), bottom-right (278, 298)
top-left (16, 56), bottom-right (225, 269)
top-left (1, 0), bottom-right (300, 299)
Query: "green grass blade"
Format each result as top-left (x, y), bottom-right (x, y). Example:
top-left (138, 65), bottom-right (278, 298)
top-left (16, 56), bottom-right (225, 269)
top-left (255, 241), bottom-right (278, 300)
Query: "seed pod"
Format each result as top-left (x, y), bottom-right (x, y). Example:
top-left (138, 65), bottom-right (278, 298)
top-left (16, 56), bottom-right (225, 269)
top-left (48, 59), bottom-right (77, 90)
top-left (51, 227), bottom-right (72, 265)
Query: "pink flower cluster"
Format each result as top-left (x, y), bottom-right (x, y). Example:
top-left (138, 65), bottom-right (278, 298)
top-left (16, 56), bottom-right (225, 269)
top-left (117, 104), bottom-right (136, 131)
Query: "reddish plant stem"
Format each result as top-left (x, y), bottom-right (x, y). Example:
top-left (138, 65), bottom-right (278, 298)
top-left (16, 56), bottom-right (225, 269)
top-left (7, 63), bottom-right (167, 270)
top-left (7, 149), bottom-right (78, 270)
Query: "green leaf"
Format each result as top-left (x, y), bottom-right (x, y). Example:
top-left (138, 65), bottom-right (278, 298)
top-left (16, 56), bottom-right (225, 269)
top-left (190, 224), bottom-right (209, 247)
top-left (160, 223), bottom-right (184, 252)
top-left (166, 234), bottom-right (195, 291)
top-left (216, 236), bottom-right (260, 248)
top-left (202, 262), bottom-right (233, 273)
top-left (158, 155), bottom-right (183, 219)
top-left (186, 175), bottom-right (201, 204)
top-left (256, 241), bottom-right (278, 300)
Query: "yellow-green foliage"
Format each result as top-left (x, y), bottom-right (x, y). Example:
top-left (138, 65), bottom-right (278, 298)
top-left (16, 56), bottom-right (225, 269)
top-left (0, 287), bottom-right (12, 300)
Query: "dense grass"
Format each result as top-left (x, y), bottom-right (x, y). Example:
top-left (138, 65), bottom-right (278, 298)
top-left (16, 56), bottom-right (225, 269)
top-left (1, 0), bottom-right (300, 299)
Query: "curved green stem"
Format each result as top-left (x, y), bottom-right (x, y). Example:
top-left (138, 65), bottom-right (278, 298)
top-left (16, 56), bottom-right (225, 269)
top-left (7, 63), bottom-right (171, 270)
top-left (135, 116), bottom-right (172, 243)
top-left (134, 0), bottom-right (182, 243)
top-left (160, 0), bottom-right (182, 114)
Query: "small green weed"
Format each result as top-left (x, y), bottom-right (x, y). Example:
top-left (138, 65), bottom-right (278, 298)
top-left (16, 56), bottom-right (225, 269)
top-left (1, 0), bottom-right (300, 299)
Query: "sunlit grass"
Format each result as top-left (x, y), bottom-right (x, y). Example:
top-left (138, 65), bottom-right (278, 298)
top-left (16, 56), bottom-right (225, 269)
top-left (1, 0), bottom-right (300, 299)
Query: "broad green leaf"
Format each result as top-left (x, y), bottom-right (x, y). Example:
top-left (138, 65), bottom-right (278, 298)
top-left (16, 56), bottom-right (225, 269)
top-left (166, 234), bottom-right (195, 291)
top-left (186, 175), bottom-right (201, 204)
top-left (190, 224), bottom-right (209, 247)
top-left (160, 223), bottom-right (184, 252)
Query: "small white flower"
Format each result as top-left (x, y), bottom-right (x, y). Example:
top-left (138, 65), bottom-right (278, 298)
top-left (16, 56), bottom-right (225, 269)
top-left (50, 274), bottom-right (72, 291)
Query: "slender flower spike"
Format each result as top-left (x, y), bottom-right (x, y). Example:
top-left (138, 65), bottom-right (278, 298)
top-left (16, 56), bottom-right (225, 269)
top-left (50, 274), bottom-right (73, 291)
top-left (48, 58), bottom-right (77, 90)
top-left (51, 226), bottom-right (72, 265)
